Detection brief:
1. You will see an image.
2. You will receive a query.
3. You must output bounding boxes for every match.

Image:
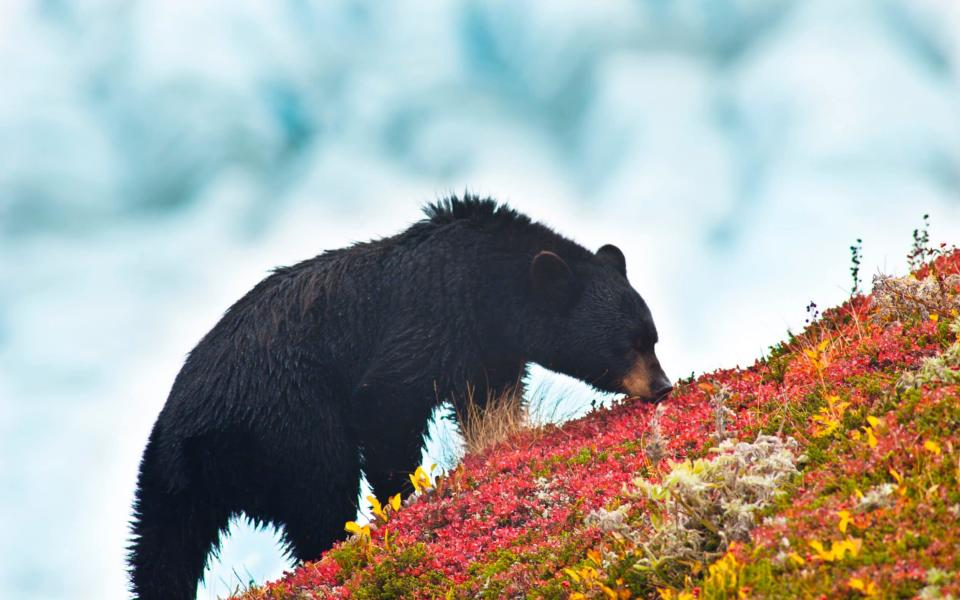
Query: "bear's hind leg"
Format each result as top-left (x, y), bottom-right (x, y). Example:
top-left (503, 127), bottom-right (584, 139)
top-left (129, 435), bottom-right (231, 600)
top-left (274, 431), bottom-right (363, 561)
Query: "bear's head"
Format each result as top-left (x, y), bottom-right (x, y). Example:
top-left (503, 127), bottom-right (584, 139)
top-left (528, 244), bottom-right (672, 402)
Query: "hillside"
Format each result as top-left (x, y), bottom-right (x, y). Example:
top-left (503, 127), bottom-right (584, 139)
top-left (235, 252), bottom-right (960, 599)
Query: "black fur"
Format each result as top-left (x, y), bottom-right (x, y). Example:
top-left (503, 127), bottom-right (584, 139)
top-left (127, 194), bottom-right (668, 599)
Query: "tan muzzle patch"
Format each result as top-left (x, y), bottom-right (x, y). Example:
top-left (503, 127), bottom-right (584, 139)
top-left (622, 353), bottom-right (667, 399)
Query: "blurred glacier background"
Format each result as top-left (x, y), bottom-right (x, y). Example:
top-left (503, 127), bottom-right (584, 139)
top-left (2, 0), bottom-right (960, 598)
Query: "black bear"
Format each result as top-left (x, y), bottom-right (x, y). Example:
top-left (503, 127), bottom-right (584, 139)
top-left (128, 196), bottom-right (671, 600)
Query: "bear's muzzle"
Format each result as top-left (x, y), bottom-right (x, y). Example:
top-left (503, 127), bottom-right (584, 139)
top-left (622, 352), bottom-right (672, 402)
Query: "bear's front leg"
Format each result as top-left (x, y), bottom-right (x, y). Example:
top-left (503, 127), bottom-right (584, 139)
top-left (351, 384), bottom-right (436, 501)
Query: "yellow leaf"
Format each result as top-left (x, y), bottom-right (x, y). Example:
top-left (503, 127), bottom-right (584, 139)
top-left (849, 577), bottom-right (878, 596)
top-left (836, 537), bottom-right (862, 559)
top-left (812, 414), bottom-right (840, 437)
top-left (837, 510), bottom-right (852, 534)
top-left (788, 552), bottom-right (805, 566)
top-left (865, 428), bottom-right (878, 448)
top-left (600, 585), bottom-right (618, 600)
top-left (367, 495), bottom-right (387, 521)
top-left (889, 468), bottom-right (903, 485)
top-left (409, 465), bottom-right (433, 493)
top-left (344, 521), bottom-right (371, 543)
top-left (808, 540), bottom-right (831, 561)
top-left (818, 339), bottom-right (829, 352)
top-left (563, 568), bottom-right (581, 583)
top-left (389, 493), bottom-right (402, 511)
top-left (930, 314), bottom-right (940, 322)
top-left (587, 549), bottom-right (603, 565)
top-left (924, 440), bottom-right (942, 455)
top-left (580, 566), bottom-right (598, 579)
top-left (866, 415), bottom-right (880, 428)
top-left (344, 521), bottom-right (362, 534)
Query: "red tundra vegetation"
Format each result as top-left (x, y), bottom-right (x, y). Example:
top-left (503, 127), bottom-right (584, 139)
top-left (236, 250), bottom-right (960, 599)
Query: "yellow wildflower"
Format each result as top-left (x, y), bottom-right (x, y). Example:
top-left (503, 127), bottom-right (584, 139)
top-left (924, 440), bottom-right (942, 455)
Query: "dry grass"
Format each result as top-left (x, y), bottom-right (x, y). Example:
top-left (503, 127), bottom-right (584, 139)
top-left (456, 382), bottom-right (530, 456)
top-left (428, 378), bottom-right (592, 465)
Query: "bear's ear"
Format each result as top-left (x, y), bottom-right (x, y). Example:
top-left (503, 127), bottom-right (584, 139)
top-left (530, 251), bottom-right (577, 309)
top-left (596, 244), bottom-right (626, 277)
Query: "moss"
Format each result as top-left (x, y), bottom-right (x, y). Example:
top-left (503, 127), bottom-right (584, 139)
top-left (762, 344), bottom-right (793, 384)
top-left (848, 372), bottom-right (893, 403)
top-left (351, 544), bottom-right (451, 600)
top-left (619, 439), bottom-right (641, 455)
top-left (329, 543), bottom-right (367, 582)
top-left (568, 447), bottom-right (593, 466)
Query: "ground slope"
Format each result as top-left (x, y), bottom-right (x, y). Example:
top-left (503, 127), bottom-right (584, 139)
top-left (235, 253), bottom-right (960, 599)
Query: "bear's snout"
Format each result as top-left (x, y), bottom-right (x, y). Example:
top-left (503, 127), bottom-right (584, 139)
top-left (622, 352), bottom-right (672, 402)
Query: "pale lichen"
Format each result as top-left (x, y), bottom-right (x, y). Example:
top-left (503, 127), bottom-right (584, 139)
top-left (899, 319), bottom-right (960, 389)
top-left (871, 273), bottom-right (960, 324)
top-left (856, 483), bottom-right (897, 512)
top-left (708, 384), bottom-right (736, 441)
top-left (630, 434), bottom-right (799, 579)
top-left (644, 403), bottom-right (667, 467)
